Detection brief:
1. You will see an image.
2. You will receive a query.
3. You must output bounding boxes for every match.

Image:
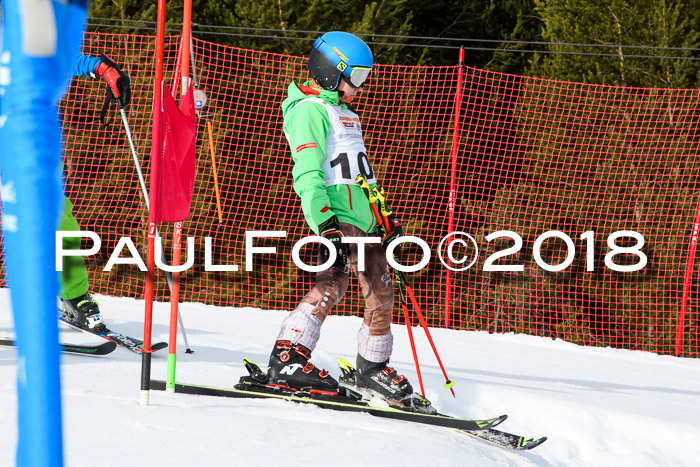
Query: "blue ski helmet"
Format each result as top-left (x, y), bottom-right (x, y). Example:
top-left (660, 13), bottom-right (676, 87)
top-left (308, 31), bottom-right (374, 91)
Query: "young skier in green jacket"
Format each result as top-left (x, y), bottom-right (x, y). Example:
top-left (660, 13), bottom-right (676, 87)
top-left (266, 31), bottom-right (433, 413)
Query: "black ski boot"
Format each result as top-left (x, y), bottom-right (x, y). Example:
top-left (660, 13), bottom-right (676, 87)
top-left (267, 340), bottom-right (340, 393)
top-left (341, 354), bottom-right (436, 414)
top-left (61, 293), bottom-right (106, 333)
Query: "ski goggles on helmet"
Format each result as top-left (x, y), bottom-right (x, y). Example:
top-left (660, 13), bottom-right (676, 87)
top-left (313, 38), bottom-right (372, 88)
top-left (343, 66), bottom-right (372, 88)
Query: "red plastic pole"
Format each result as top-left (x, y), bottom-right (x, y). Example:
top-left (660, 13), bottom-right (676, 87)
top-left (166, 223), bottom-right (182, 391)
top-left (445, 47), bottom-right (465, 328)
top-left (166, 0), bottom-right (193, 392)
top-left (675, 200), bottom-right (700, 355)
top-left (140, 0), bottom-right (167, 405)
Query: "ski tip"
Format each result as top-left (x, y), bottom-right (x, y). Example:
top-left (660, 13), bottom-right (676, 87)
top-left (98, 341), bottom-right (118, 353)
top-left (489, 414), bottom-right (508, 428)
top-left (518, 436), bottom-right (547, 450)
top-left (151, 342), bottom-right (168, 352)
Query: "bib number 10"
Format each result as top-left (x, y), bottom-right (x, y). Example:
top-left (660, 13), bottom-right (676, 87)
top-left (330, 152), bottom-right (375, 181)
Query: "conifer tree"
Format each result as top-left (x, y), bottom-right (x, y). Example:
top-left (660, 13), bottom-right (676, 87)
top-left (529, 0), bottom-right (700, 87)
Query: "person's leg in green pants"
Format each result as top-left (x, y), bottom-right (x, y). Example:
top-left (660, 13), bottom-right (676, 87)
top-left (59, 195), bottom-right (105, 331)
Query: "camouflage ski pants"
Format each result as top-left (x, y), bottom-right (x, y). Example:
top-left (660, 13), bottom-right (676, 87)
top-left (301, 223), bottom-right (394, 336)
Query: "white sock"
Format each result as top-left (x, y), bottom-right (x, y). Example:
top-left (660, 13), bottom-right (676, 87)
top-left (357, 322), bottom-right (393, 363)
top-left (277, 302), bottom-right (322, 351)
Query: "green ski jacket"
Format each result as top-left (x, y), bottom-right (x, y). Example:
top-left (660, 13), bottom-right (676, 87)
top-left (281, 80), bottom-right (379, 235)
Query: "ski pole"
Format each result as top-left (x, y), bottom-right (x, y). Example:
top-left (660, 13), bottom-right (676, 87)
top-left (372, 183), bottom-right (393, 218)
top-left (120, 108), bottom-right (193, 354)
top-left (385, 222), bottom-right (455, 396)
top-left (355, 174), bottom-right (426, 396)
top-left (396, 267), bottom-right (455, 396)
top-left (188, 36), bottom-right (225, 232)
top-left (357, 175), bottom-right (455, 397)
top-left (355, 175), bottom-right (386, 232)
top-left (396, 270), bottom-right (426, 397)
top-left (201, 112), bottom-right (225, 231)
top-left (375, 182), bottom-right (455, 396)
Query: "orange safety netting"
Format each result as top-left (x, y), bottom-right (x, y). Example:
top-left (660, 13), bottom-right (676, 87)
top-left (1, 32), bottom-right (699, 357)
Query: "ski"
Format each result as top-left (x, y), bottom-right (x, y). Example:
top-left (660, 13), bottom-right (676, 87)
top-left (0, 337), bottom-right (117, 356)
top-left (151, 379), bottom-right (505, 431)
top-left (95, 329), bottom-right (168, 354)
top-left (339, 358), bottom-right (547, 451)
top-left (150, 359), bottom-right (507, 432)
top-left (452, 427), bottom-right (547, 451)
top-left (59, 319), bottom-right (167, 354)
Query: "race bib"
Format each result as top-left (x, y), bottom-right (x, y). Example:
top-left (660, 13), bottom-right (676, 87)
top-left (320, 103), bottom-right (376, 186)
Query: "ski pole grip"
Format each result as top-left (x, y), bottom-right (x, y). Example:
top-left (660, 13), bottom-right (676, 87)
top-left (355, 174), bottom-right (378, 203)
top-left (355, 175), bottom-right (386, 232)
top-left (373, 185), bottom-right (393, 217)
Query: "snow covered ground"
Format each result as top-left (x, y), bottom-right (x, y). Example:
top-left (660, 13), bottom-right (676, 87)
top-left (1, 288), bottom-right (699, 466)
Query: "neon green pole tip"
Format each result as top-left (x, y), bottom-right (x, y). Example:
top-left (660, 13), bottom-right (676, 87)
top-left (166, 353), bottom-right (177, 389)
top-left (444, 380), bottom-right (455, 389)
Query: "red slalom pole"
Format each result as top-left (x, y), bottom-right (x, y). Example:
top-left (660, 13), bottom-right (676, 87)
top-left (166, 0), bottom-right (193, 392)
top-left (676, 199), bottom-right (700, 355)
top-left (445, 46), bottom-right (465, 329)
top-left (140, 0), bottom-right (167, 406)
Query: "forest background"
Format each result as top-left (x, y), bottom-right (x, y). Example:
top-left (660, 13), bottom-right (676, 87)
top-left (87, 0), bottom-right (700, 88)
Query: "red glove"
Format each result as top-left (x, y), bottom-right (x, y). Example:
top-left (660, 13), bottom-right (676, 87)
top-left (96, 54), bottom-right (131, 108)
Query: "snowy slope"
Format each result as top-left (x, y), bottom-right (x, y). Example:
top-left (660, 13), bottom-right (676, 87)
top-left (1, 288), bottom-right (699, 466)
